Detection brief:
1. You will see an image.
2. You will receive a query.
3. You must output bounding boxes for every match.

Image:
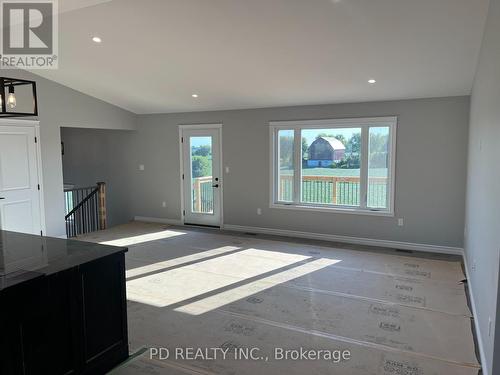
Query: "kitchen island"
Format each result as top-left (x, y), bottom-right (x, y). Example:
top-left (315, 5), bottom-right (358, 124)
top-left (0, 230), bottom-right (129, 375)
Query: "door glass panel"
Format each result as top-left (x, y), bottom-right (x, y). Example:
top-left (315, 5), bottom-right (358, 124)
top-left (190, 136), bottom-right (213, 214)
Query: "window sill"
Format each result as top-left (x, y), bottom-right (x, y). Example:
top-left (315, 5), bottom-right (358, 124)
top-left (270, 203), bottom-right (394, 217)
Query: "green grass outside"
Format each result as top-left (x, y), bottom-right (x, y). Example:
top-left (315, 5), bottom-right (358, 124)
top-left (280, 167), bottom-right (388, 177)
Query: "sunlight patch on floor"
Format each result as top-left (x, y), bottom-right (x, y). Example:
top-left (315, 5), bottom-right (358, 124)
top-left (99, 229), bottom-right (186, 247)
top-left (126, 245), bottom-right (241, 278)
top-left (126, 248), bottom-right (317, 308)
top-left (174, 258), bottom-right (341, 315)
top-left (182, 248), bottom-right (311, 278)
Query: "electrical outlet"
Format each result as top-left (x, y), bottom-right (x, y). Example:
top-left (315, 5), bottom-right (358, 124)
top-left (488, 317), bottom-right (493, 337)
top-left (225, 166), bottom-right (230, 174)
top-left (257, 208), bottom-right (262, 215)
top-left (397, 218), bottom-right (404, 226)
top-left (472, 260), bottom-right (476, 271)
top-left (139, 164), bottom-right (145, 171)
top-left (162, 201), bottom-right (167, 208)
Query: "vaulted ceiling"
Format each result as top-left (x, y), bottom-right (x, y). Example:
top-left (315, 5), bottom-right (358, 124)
top-left (32, 0), bottom-right (490, 114)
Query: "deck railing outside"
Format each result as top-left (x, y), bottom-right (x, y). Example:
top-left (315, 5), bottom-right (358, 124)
top-left (279, 175), bottom-right (388, 208)
top-left (192, 175), bottom-right (388, 211)
top-left (192, 176), bottom-right (214, 213)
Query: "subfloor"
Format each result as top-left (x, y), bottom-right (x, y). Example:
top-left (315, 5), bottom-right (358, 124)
top-left (77, 222), bottom-right (480, 375)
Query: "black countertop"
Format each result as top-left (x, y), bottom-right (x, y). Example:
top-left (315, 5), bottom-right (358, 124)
top-left (0, 230), bottom-right (127, 291)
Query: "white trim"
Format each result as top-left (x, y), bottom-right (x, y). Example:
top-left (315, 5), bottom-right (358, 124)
top-left (178, 127), bottom-right (185, 224)
top-left (269, 125), bottom-right (275, 205)
top-left (134, 216), bottom-right (184, 226)
top-left (178, 124), bottom-right (224, 227)
top-left (269, 116), bottom-right (397, 215)
top-left (269, 202), bottom-right (395, 217)
top-left (270, 116), bottom-right (398, 128)
top-left (293, 128), bottom-right (301, 203)
top-left (388, 120), bottom-right (397, 213)
top-left (130, 217), bottom-right (463, 255)
top-left (463, 254), bottom-right (489, 375)
top-left (219, 127), bottom-right (224, 227)
top-left (34, 124), bottom-right (46, 235)
top-left (179, 123), bottom-right (223, 129)
top-left (0, 119), bottom-right (46, 235)
top-left (359, 126), bottom-right (369, 208)
top-left (0, 119), bottom-right (40, 127)
top-left (222, 224), bottom-right (463, 255)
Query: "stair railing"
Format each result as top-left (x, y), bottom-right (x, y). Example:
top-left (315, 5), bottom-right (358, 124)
top-left (64, 182), bottom-right (106, 237)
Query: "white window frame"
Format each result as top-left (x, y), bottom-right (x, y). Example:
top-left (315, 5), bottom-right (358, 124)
top-left (269, 116), bottom-right (397, 216)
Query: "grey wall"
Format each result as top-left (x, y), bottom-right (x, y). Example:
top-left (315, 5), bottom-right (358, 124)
top-left (61, 128), bottom-right (109, 187)
top-left (464, 0), bottom-right (500, 373)
top-left (131, 96), bottom-right (469, 248)
top-left (5, 70), bottom-right (137, 237)
top-left (60, 127), bottom-right (135, 227)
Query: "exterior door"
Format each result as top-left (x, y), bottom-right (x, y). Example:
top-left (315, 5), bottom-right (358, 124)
top-left (182, 127), bottom-right (222, 227)
top-left (0, 125), bottom-right (42, 235)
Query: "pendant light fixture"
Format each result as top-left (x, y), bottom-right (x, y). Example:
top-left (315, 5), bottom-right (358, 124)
top-left (0, 77), bottom-right (38, 117)
top-left (7, 84), bottom-right (16, 109)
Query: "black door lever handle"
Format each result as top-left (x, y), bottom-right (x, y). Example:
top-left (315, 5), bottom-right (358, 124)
top-left (0, 197), bottom-right (5, 200)
top-left (212, 184), bottom-right (219, 188)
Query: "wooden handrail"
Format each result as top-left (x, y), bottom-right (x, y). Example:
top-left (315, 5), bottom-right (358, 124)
top-left (97, 182), bottom-right (107, 230)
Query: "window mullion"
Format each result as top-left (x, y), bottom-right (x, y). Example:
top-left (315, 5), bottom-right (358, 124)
top-left (273, 127), bottom-right (279, 203)
top-left (359, 126), bottom-right (369, 208)
top-left (293, 128), bottom-right (301, 204)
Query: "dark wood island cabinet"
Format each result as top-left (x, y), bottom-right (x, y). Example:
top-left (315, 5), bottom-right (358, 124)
top-left (0, 230), bottom-right (129, 375)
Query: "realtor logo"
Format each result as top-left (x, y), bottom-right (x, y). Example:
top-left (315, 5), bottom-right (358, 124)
top-left (0, 0), bottom-right (58, 69)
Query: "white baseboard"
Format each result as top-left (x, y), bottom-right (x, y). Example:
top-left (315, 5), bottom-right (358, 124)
top-left (222, 224), bottom-right (464, 256)
top-left (134, 216), bottom-right (183, 226)
top-left (44, 233), bottom-right (67, 239)
top-left (462, 253), bottom-right (488, 375)
top-left (132, 217), bottom-right (463, 255)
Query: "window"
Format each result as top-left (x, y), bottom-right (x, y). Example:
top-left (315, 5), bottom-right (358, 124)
top-left (270, 117), bottom-right (397, 215)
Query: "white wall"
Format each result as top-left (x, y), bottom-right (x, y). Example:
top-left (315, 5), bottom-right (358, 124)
top-left (4, 70), bottom-right (137, 237)
top-left (464, 0), bottom-right (500, 373)
top-left (130, 96), bottom-right (469, 249)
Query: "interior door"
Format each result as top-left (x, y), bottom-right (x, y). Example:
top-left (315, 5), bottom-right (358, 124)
top-left (0, 126), bottom-right (42, 235)
top-left (182, 127), bottom-right (221, 227)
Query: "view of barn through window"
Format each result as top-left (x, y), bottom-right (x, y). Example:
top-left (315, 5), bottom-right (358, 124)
top-left (277, 123), bottom-right (392, 210)
top-left (188, 122), bottom-right (392, 214)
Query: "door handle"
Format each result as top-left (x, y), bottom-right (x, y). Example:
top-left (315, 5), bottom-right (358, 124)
top-left (0, 197), bottom-right (5, 200)
top-left (212, 184), bottom-right (219, 188)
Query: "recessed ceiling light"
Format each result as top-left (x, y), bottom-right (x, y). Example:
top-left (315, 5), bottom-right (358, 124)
top-left (192, 94), bottom-right (199, 98)
top-left (92, 36), bottom-right (102, 43)
top-left (368, 79), bottom-right (377, 84)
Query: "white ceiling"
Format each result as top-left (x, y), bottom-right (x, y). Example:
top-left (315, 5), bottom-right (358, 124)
top-left (32, 0), bottom-right (490, 114)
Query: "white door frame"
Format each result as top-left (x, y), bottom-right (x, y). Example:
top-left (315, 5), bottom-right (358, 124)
top-left (179, 123), bottom-right (223, 227)
top-left (0, 119), bottom-right (46, 235)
